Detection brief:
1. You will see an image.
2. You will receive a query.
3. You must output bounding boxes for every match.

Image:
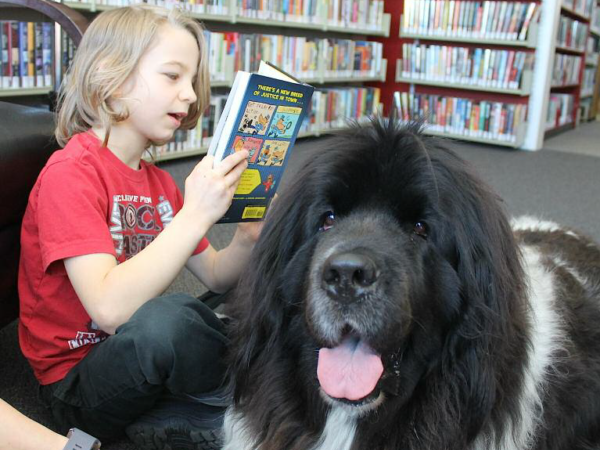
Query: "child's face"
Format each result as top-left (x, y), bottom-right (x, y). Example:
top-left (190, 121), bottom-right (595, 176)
top-left (115, 24), bottom-right (199, 145)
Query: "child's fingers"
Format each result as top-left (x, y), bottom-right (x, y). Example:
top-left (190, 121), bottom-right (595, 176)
top-left (215, 150), bottom-right (249, 176)
top-left (188, 155), bottom-right (215, 179)
top-left (224, 158), bottom-right (248, 188)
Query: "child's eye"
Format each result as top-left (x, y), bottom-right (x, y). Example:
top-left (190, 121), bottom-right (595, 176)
top-left (165, 73), bottom-right (179, 81)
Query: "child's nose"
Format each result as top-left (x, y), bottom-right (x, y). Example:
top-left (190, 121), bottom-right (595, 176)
top-left (180, 83), bottom-right (197, 104)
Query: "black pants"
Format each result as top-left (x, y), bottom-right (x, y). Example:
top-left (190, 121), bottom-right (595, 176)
top-left (39, 293), bottom-right (228, 440)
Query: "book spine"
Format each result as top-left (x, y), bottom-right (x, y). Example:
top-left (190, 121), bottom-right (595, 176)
top-left (42, 22), bottom-right (52, 87)
top-left (11, 22), bottom-right (19, 87)
top-left (0, 21), bottom-right (9, 88)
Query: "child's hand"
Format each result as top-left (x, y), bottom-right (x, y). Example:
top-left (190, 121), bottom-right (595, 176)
top-left (182, 150), bottom-right (249, 227)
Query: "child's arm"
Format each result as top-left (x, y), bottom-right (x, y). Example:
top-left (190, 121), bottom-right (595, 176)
top-left (186, 221), bottom-right (263, 293)
top-left (63, 151), bottom-right (249, 335)
top-left (0, 399), bottom-right (69, 450)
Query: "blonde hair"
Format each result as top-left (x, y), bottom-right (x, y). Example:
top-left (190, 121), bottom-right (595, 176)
top-left (55, 4), bottom-right (210, 147)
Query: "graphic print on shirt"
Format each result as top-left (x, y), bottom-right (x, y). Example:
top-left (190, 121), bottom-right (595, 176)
top-left (110, 194), bottom-right (175, 260)
top-left (68, 320), bottom-right (109, 350)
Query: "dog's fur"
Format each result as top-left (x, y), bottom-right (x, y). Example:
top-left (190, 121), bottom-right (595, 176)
top-left (222, 120), bottom-right (600, 450)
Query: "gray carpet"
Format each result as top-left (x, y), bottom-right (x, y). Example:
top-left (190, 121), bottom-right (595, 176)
top-left (2, 122), bottom-right (600, 449)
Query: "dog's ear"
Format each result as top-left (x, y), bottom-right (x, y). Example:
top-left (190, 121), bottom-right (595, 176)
top-left (227, 168), bottom-right (318, 400)
top-left (433, 153), bottom-right (528, 440)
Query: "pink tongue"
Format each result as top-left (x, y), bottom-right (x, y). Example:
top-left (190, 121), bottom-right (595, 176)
top-left (317, 335), bottom-right (384, 401)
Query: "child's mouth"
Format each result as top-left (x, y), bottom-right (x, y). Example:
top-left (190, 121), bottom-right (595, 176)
top-left (167, 112), bottom-right (186, 126)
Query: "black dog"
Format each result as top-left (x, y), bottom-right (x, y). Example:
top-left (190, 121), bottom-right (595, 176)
top-left (222, 119), bottom-right (600, 450)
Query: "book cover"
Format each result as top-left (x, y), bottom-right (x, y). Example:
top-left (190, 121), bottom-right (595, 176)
top-left (208, 61), bottom-right (314, 223)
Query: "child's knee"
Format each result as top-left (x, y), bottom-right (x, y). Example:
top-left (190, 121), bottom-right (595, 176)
top-left (124, 294), bottom-right (226, 353)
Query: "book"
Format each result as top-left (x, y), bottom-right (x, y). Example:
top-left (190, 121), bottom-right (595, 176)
top-left (207, 60), bottom-right (314, 223)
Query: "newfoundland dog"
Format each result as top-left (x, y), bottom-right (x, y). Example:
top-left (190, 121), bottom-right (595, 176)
top-left (222, 119), bottom-right (600, 450)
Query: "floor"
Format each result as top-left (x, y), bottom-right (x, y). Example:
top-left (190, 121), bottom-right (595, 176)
top-left (544, 120), bottom-right (600, 158)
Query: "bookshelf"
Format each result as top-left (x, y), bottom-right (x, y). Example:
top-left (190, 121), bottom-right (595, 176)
top-left (61, 0), bottom-right (392, 36)
top-left (544, 0), bottom-right (592, 138)
top-left (372, 0), bottom-right (598, 150)
top-left (383, 0), bottom-right (540, 149)
top-left (0, 0), bottom-right (88, 100)
top-left (1, 0), bottom-right (391, 162)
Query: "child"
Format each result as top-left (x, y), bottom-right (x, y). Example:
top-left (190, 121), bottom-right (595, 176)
top-left (18, 5), bottom-right (260, 449)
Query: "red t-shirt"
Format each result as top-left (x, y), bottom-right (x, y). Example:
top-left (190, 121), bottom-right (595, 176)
top-left (18, 132), bottom-right (209, 385)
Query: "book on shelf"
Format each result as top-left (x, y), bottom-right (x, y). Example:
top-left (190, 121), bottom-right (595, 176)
top-left (0, 20), bottom-right (54, 90)
top-left (402, 1), bottom-right (539, 42)
top-left (393, 91), bottom-right (527, 143)
top-left (400, 43), bottom-right (532, 89)
top-left (207, 61), bottom-right (314, 223)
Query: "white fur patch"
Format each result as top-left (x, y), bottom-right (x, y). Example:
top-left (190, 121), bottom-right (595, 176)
top-left (310, 407), bottom-right (357, 450)
top-left (472, 244), bottom-right (566, 449)
top-left (511, 216), bottom-right (579, 239)
top-left (223, 406), bottom-right (357, 450)
top-left (222, 407), bottom-right (256, 450)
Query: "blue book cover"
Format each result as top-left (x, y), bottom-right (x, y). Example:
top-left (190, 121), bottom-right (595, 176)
top-left (211, 66), bottom-right (314, 223)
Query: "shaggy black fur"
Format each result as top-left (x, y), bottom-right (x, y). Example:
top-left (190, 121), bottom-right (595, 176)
top-left (226, 119), bottom-right (600, 450)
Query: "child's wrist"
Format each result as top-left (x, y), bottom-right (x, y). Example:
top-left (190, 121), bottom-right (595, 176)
top-left (173, 208), bottom-right (212, 242)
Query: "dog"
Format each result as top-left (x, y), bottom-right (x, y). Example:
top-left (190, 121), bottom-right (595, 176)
top-left (222, 119), bottom-right (600, 450)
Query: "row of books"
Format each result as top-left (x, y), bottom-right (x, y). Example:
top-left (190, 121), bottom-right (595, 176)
top-left (551, 54), bottom-right (582, 87)
top-left (402, 0), bottom-right (539, 41)
top-left (546, 94), bottom-right (574, 130)
top-left (302, 86), bottom-right (381, 132)
top-left (2, 26), bottom-right (383, 92)
top-left (563, 0), bottom-right (594, 19)
top-left (557, 15), bottom-right (588, 52)
top-left (399, 43), bottom-right (533, 90)
top-left (62, 0), bottom-right (230, 14)
top-left (151, 0), bottom-right (226, 13)
top-left (64, 0), bottom-right (386, 31)
top-left (236, 0), bottom-right (385, 31)
top-left (151, 86), bottom-right (381, 157)
top-left (393, 91), bottom-right (527, 143)
top-left (0, 21), bottom-right (53, 89)
top-left (230, 33), bottom-right (383, 81)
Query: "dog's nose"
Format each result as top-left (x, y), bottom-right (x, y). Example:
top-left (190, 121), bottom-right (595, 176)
top-left (322, 252), bottom-right (378, 303)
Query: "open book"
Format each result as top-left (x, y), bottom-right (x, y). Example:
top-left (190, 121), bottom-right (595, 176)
top-left (207, 61), bottom-right (314, 223)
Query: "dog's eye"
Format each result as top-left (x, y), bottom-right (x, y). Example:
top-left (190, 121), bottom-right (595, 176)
top-left (413, 221), bottom-right (428, 238)
top-left (320, 211), bottom-right (336, 231)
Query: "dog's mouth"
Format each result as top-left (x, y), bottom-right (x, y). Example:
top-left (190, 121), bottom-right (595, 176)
top-left (317, 331), bottom-right (384, 405)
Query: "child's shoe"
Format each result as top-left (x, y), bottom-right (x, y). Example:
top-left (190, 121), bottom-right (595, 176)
top-left (125, 389), bottom-right (230, 450)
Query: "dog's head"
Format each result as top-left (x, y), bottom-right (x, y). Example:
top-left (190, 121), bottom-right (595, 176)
top-left (228, 119), bottom-right (527, 445)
